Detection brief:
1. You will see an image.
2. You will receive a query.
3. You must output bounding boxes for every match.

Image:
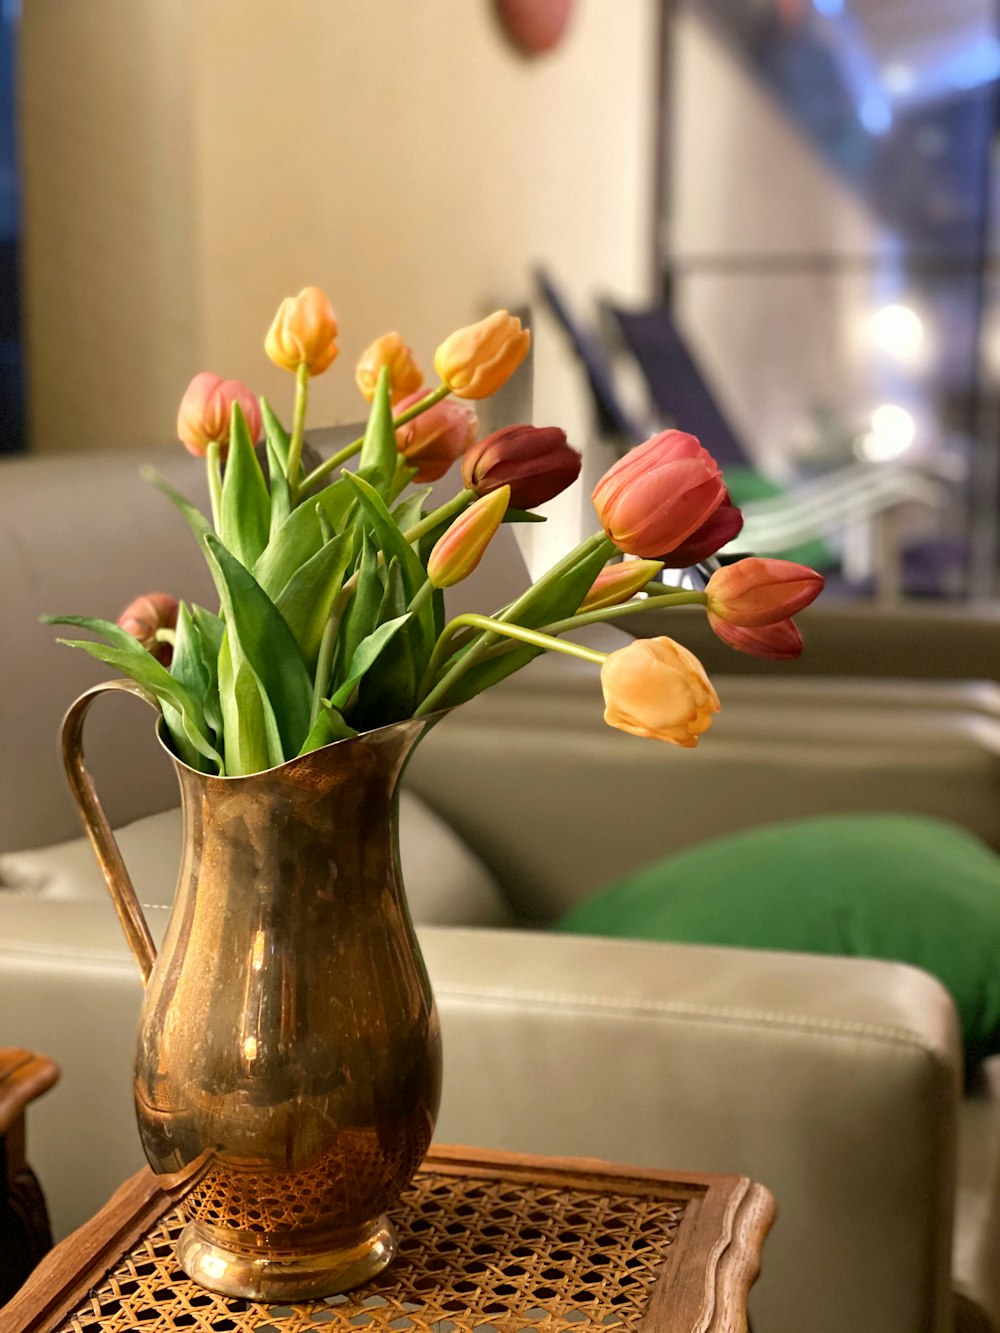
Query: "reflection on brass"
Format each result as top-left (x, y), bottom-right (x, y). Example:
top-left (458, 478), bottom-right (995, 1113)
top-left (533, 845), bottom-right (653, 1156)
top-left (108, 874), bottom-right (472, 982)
top-left (61, 692), bottom-right (443, 1301)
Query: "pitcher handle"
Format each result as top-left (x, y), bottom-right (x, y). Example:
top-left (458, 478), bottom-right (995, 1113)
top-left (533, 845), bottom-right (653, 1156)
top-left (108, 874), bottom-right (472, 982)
top-left (60, 680), bottom-right (162, 983)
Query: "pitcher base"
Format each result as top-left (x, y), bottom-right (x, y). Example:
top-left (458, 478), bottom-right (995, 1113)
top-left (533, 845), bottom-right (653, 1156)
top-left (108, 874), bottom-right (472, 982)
top-left (176, 1214), bottom-right (398, 1301)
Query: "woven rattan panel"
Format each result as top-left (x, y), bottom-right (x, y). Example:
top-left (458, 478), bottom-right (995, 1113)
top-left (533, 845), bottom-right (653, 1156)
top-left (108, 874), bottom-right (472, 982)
top-left (58, 1170), bottom-right (686, 1332)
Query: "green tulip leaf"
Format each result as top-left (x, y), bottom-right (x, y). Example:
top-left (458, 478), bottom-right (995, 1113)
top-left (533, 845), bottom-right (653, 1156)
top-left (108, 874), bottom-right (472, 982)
top-left (503, 509), bottom-right (547, 524)
top-left (170, 602), bottom-right (221, 745)
top-left (142, 469), bottom-right (213, 546)
top-left (262, 401), bottom-right (292, 538)
top-left (297, 702), bottom-right (358, 757)
top-left (203, 534), bottom-right (313, 760)
top-left (390, 486), bottom-right (433, 535)
top-left (45, 615), bottom-right (221, 772)
top-left (274, 530), bottom-right (352, 670)
top-left (336, 533), bottom-right (381, 676)
top-left (260, 397), bottom-right (291, 471)
top-left (220, 403), bottom-right (270, 569)
top-left (217, 631), bottom-right (283, 775)
top-left (330, 613), bottom-right (411, 711)
top-left (357, 368), bottom-right (398, 496)
top-left (254, 477), bottom-right (353, 598)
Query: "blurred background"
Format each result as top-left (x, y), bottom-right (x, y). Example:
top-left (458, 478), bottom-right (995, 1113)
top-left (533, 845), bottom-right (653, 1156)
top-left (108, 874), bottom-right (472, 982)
top-left (3, 0), bottom-right (1000, 598)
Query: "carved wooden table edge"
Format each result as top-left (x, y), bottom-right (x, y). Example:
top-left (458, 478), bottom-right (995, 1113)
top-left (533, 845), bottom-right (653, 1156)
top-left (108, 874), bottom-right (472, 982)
top-left (0, 1050), bottom-right (60, 1308)
top-left (0, 1145), bottom-right (776, 1333)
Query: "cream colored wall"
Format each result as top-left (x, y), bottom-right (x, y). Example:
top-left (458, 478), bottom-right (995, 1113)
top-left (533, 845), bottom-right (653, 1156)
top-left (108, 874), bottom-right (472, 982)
top-left (20, 0), bottom-right (659, 555)
top-left (668, 9), bottom-right (884, 475)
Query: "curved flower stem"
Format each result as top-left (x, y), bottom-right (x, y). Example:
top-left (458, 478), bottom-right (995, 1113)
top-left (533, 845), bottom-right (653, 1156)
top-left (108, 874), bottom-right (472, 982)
top-left (473, 591), bottom-right (709, 664)
top-left (415, 531), bottom-right (614, 713)
top-left (300, 384), bottom-right (452, 495)
top-left (407, 578), bottom-right (436, 615)
top-left (309, 584), bottom-right (353, 726)
top-left (206, 441), bottom-right (223, 531)
top-left (286, 362), bottom-right (310, 504)
top-left (414, 615), bottom-right (605, 716)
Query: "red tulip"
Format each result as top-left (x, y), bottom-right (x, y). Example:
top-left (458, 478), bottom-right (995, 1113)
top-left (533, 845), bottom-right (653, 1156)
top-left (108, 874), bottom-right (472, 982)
top-left (394, 389), bottom-right (478, 482)
top-left (177, 373), bottom-right (262, 459)
top-left (661, 491), bottom-right (743, 566)
top-left (592, 430), bottom-right (727, 558)
top-left (707, 613), bottom-right (803, 660)
top-left (705, 558), bottom-right (824, 627)
top-left (117, 593), bottom-right (179, 665)
top-left (462, 425), bottom-right (581, 509)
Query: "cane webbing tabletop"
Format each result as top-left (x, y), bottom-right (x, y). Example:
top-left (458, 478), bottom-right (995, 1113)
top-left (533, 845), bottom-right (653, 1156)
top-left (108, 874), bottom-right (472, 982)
top-left (1, 1147), bottom-right (774, 1333)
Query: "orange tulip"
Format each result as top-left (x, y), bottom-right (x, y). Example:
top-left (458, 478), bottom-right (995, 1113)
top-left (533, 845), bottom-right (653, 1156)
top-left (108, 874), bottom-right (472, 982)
top-left (601, 636), bottom-right (720, 746)
top-left (176, 373), bottom-right (261, 459)
top-left (708, 613), bottom-right (803, 660)
top-left (355, 333), bottom-right (423, 404)
top-left (592, 431), bottom-right (727, 558)
top-left (265, 286), bottom-right (338, 376)
top-left (427, 487), bottom-right (510, 588)
top-left (579, 560), bottom-right (664, 612)
top-left (705, 557), bottom-right (824, 627)
top-left (117, 593), bottom-right (179, 665)
top-left (394, 389), bottom-right (479, 482)
top-left (434, 310), bottom-right (531, 399)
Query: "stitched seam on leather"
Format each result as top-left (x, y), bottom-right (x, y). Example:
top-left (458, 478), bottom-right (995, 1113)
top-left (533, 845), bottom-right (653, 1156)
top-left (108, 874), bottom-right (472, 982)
top-left (434, 984), bottom-right (939, 1053)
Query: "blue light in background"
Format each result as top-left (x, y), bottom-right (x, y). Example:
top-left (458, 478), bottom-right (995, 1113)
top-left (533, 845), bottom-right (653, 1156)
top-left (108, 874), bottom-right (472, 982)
top-left (945, 36), bottom-right (1000, 91)
top-left (859, 93), bottom-right (892, 135)
top-left (812, 0), bottom-right (844, 14)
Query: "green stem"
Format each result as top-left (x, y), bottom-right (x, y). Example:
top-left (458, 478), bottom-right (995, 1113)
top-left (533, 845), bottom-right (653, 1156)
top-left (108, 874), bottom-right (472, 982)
top-left (414, 615), bottom-right (605, 716)
top-left (407, 579), bottom-right (436, 615)
top-left (416, 531), bottom-right (614, 714)
top-left (300, 383), bottom-right (452, 494)
top-left (403, 489), bottom-right (475, 545)
top-left (309, 584), bottom-right (352, 726)
top-left (475, 590), bottom-right (709, 665)
top-left (287, 362), bottom-right (310, 504)
top-left (206, 441), bottom-right (223, 531)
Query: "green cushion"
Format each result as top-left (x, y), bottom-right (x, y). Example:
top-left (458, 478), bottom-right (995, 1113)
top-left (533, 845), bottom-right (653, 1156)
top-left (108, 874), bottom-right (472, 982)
top-left (723, 466), bottom-right (837, 570)
top-left (555, 814), bottom-right (1000, 1067)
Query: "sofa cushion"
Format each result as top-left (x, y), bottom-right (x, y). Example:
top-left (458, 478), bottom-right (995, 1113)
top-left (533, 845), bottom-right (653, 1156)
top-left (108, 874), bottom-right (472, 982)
top-left (555, 813), bottom-right (1000, 1067)
top-left (0, 791), bottom-right (512, 928)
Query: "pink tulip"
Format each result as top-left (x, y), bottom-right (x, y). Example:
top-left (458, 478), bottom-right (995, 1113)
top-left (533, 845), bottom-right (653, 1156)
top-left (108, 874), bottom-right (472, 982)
top-left (592, 431), bottom-right (727, 558)
top-left (707, 612), bottom-right (803, 660)
top-left (427, 487), bottom-right (511, 588)
top-left (705, 557), bottom-right (824, 627)
top-left (661, 492), bottom-right (744, 566)
top-left (462, 425), bottom-right (581, 510)
top-left (177, 373), bottom-right (262, 459)
top-left (117, 593), bottom-right (179, 665)
top-left (395, 389), bottom-right (478, 482)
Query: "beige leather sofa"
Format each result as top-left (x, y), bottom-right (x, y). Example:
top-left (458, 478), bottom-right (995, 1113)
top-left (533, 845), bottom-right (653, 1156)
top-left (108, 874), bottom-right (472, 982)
top-left (2, 447), bottom-right (1000, 1332)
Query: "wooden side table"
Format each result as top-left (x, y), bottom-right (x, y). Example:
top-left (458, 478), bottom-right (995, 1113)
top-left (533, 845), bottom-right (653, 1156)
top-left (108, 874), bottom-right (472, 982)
top-left (0, 1049), bottom-right (59, 1304)
top-left (0, 1146), bottom-right (775, 1331)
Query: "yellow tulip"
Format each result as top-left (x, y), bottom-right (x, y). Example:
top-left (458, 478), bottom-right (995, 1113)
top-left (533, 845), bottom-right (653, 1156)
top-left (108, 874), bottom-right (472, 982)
top-left (355, 332), bottom-right (424, 404)
top-left (600, 636), bottom-right (719, 746)
top-left (265, 286), bottom-right (339, 376)
top-left (434, 310), bottom-right (531, 399)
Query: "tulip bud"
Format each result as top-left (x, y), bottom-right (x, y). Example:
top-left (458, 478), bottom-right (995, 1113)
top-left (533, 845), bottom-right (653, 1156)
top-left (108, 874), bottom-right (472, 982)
top-left (117, 593), bottom-right (179, 666)
top-left (355, 333), bottom-right (424, 404)
top-left (394, 389), bottom-right (479, 482)
top-left (427, 487), bottom-right (511, 588)
top-left (601, 636), bottom-right (719, 747)
top-left (461, 425), bottom-right (581, 510)
top-left (661, 492), bottom-right (743, 566)
top-left (592, 430), bottom-right (727, 558)
top-left (177, 373), bottom-right (262, 459)
top-left (265, 286), bottom-right (338, 376)
top-left (579, 560), bottom-right (664, 612)
top-left (707, 612), bottom-right (803, 660)
top-left (705, 557), bottom-right (824, 627)
top-left (434, 310), bottom-right (531, 399)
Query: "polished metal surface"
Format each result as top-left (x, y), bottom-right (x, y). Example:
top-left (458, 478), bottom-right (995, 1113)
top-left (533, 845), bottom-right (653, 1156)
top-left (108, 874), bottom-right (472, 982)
top-left (61, 692), bottom-right (442, 1300)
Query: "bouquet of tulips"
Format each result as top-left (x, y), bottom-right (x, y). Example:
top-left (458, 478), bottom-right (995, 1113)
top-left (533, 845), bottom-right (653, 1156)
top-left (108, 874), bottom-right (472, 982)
top-left (46, 286), bottom-right (824, 776)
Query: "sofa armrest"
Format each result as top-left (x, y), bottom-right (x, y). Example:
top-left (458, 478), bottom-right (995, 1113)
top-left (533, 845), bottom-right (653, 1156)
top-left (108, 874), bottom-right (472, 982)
top-left (422, 926), bottom-right (961, 1333)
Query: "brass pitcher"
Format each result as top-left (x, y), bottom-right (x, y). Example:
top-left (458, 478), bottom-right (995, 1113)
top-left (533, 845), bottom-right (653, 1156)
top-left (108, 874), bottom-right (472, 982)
top-left (61, 681), bottom-right (443, 1301)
